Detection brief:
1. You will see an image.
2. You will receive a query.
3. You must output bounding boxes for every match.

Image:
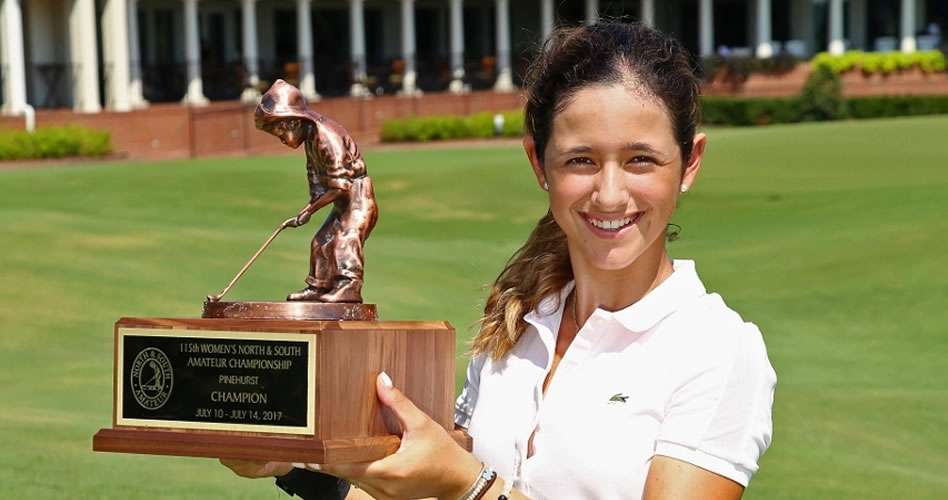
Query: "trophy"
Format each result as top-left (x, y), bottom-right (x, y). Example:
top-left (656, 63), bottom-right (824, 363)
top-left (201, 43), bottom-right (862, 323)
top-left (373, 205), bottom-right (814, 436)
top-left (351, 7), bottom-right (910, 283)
top-left (93, 80), bottom-right (470, 463)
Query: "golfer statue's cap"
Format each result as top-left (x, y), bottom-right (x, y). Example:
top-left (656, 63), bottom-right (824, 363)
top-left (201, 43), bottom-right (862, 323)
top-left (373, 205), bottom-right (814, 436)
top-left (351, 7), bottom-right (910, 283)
top-left (255, 79), bottom-right (316, 128)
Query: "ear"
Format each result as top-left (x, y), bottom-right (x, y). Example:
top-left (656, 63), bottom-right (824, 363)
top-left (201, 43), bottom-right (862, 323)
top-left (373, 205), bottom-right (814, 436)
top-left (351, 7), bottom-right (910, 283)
top-left (680, 132), bottom-right (707, 192)
top-left (523, 136), bottom-right (548, 190)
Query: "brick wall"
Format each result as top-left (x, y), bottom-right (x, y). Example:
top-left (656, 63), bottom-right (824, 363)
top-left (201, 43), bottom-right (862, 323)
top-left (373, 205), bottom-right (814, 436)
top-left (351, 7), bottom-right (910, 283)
top-left (0, 90), bottom-right (525, 161)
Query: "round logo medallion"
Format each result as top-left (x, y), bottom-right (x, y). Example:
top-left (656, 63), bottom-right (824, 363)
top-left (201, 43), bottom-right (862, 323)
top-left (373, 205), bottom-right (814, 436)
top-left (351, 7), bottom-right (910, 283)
top-left (130, 347), bottom-right (173, 410)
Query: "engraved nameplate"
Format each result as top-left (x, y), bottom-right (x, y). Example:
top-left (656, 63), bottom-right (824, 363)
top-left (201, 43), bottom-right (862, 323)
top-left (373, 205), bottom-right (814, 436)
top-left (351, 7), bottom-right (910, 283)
top-left (116, 327), bottom-right (315, 435)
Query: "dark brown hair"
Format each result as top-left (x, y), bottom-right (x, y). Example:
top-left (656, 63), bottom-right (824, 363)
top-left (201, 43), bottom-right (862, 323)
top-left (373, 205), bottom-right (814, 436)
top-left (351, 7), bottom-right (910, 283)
top-left (472, 22), bottom-right (701, 360)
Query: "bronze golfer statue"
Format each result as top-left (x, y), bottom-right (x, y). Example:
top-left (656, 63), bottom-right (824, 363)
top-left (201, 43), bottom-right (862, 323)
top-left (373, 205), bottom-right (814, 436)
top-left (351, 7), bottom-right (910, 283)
top-left (257, 80), bottom-right (378, 303)
top-left (203, 80), bottom-right (379, 319)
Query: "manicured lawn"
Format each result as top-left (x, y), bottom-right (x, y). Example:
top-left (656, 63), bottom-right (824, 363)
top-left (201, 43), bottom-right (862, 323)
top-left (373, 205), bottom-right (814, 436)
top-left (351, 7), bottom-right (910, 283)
top-left (1, 115), bottom-right (946, 498)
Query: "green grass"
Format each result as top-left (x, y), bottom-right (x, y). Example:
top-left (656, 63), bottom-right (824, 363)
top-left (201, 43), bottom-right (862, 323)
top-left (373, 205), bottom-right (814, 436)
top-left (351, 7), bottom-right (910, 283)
top-left (1, 115), bottom-right (946, 498)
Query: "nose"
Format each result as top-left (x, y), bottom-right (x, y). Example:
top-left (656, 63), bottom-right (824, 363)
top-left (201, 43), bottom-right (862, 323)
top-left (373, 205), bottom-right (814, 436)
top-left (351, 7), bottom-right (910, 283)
top-left (590, 164), bottom-right (629, 211)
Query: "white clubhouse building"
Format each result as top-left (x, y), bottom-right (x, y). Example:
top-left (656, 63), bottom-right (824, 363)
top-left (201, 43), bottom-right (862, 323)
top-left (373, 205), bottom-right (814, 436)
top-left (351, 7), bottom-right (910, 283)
top-left (1, 0), bottom-right (945, 116)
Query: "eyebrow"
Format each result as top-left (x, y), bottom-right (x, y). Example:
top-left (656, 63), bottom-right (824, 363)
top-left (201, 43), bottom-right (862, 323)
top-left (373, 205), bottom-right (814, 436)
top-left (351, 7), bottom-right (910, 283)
top-left (621, 142), bottom-right (663, 156)
top-left (560, 142), bottom-right (664, 156)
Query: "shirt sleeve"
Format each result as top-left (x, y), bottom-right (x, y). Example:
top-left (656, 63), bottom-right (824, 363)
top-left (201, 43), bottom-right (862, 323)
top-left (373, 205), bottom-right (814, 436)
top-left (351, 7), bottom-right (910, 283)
top-left (653, 322), bottom-right (777, 487)
top-left (454, 355), bottom-right (487, 429)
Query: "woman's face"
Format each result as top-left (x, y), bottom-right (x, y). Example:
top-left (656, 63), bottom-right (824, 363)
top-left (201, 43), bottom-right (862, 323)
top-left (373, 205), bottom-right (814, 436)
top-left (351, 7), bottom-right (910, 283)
top-left (525, 83), bottom-right (706, 273)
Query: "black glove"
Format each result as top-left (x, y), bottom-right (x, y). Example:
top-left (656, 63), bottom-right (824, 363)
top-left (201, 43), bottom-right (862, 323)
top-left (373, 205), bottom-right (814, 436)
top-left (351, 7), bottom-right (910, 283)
top-left (275, 467), bottom-right (351, 500)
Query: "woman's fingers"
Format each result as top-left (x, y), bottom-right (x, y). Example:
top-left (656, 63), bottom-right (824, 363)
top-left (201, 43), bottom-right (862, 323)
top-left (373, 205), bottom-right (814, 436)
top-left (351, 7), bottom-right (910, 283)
top-left (376, 372), bottom-right (429, 435)
top-left (219, 458), bottom-right (293, 478)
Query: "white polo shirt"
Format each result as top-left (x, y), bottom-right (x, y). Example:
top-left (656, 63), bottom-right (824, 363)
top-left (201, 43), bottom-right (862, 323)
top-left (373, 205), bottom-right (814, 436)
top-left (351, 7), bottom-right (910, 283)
top-left (455, 260), bottom-right (776, 499)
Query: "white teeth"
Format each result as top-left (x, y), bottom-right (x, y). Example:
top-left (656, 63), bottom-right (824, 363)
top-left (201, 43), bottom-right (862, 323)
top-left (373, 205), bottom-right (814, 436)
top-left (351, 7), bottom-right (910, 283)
top-left (589, 215), bottom-right (635, 230)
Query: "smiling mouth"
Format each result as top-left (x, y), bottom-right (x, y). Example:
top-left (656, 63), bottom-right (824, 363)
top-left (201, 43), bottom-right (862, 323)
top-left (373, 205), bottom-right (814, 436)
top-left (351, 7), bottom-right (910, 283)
top-left (584, 212), bottom-right (642, 232)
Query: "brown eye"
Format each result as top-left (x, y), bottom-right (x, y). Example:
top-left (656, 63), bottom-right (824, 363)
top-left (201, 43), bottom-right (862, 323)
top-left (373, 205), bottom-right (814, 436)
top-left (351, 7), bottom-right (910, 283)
top-left (566, 157), bottom-right (593, 166)
top-left (630, 156), bottom-right (657, 165)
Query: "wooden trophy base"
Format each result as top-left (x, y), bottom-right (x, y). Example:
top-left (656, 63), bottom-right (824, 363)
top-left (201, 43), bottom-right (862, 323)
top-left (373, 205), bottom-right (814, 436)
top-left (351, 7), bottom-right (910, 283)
top-left (93, 317), bottom-right (471, 463)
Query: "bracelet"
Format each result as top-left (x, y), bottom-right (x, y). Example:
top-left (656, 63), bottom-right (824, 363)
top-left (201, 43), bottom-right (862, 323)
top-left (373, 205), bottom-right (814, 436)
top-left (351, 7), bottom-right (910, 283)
top-left (457, 463), bottom-right (497, 500)
top-left (471, 470), bottom-right (497, 500)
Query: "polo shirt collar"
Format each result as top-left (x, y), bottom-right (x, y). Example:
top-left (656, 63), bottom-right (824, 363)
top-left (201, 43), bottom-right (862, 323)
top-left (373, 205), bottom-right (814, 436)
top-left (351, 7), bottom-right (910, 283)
top-left (612, 259), bottom-right (707, 332)
top-left (522, 260), bottom-right (707, 338)
top-left (523, 282), bottom-right (574, 348)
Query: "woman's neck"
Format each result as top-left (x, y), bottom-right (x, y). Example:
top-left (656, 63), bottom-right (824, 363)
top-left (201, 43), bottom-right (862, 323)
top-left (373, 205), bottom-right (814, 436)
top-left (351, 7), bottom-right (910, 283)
top-left (569, 242), bottom-right (675, 323)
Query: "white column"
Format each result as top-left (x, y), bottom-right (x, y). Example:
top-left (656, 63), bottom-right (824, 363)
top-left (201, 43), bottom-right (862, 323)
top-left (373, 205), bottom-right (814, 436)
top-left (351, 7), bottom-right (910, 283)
top-left (102, 0), bottom-right (132, 111)
top-left (182, 0), bottom-right (208, 105)
top-left (448, 0), bottom-right (468, 94)
top-left (699, 0), bottom-right (714, 57)
top-left (240, 0), bottom-right (260, 102)
top-left (900, 0), bottom-right (916, 53)
top-left (0, 0), bottom-right (29, 116)
top-left (540, 0), bottom-right (554, 41)
top-left (493, 0), bottom-right (513, 92)
top-left (755, 0), bottom-right (772, 57)
top-left (349, 0), bottom-right (369, 97)
top-left (828, 0), bottom-right (844, 55)
top-left (398, 0), bottom-right (421, 96)
top-left (70, 0), bottom-right (102, 113)
top-left (297, 0), bottom-right (320, 101)
top-left (128, 0), bottom-right (148, 108)
top-left (641, 0), bottom-right (655, 27)
top-left (584, 0), bottom-right (598, 25)
top-left (849, 0), bottom-right (867, 50)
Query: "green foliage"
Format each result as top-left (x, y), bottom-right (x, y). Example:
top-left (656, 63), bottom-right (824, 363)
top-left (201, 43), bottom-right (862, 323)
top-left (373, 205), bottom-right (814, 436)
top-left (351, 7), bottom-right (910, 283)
top-left (381, 110), bottom-right (524, 142)
top-left (798, 64), bottom-right (848, 121)
top-left (385, 94), bottom-right (948, 137)
top-left (919, 50), bottom-right (948, 72)
top-left (702, 94), bottom-right (948, 126)
top-left (702, 97), bottom-right (802, 126)
top-left (0, 124), bottom-right (112, 161)
top-left (812, 50), bottom-right (947, 75)
top-left (848, 95), bottom-right (948, 118)
top-left (811, 51), bottom-right (861, 73)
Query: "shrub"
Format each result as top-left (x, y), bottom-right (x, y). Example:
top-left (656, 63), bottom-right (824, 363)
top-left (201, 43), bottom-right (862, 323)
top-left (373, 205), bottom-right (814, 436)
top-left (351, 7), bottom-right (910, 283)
top-left (381, 110), bottom-right (523, 142)
top-left (0, 124), bottom-right (112, 161)
top-left (703, 95), bottom-right (948, 126)
top-left (812, 50), bottom-right (947, 75)
top-left (381, 96), bottom-right (948, 141)
top-left (848, 95), bottom-right (948, 118)
top-left (798, 64), bottom-right (848, 121)
top-left (702, 97), bottom-right (801, 126)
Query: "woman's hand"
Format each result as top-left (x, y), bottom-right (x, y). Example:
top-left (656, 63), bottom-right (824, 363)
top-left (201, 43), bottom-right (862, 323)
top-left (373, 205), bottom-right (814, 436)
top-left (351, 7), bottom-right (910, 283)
top-left (321, 373), bottom-right (483, 500)
top-left (219, 459), bottom-right (293, 479)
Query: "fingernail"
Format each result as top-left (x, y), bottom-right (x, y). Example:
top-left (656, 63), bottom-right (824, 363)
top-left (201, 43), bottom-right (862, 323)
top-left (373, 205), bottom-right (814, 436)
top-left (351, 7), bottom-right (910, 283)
top-left (305, 463), bottom-right (322, 471)
top-left (292, 462), bottom-right (306, 469)
top-left (379, 371), bottom-right (393, 388)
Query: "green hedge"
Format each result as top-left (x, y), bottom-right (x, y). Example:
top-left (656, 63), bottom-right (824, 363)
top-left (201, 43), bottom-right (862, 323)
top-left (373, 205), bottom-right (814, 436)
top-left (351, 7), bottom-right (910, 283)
top-left (380, 95), bottom-right (948, 141)
top-left (702, 95), bottom-right (948, 125)
top-left (811, 50), bottom-right (947, 75)
top-left (380, 110), bottom-right (524, 142)
top-left (0, 124), bottom-right (112, 161)
top-left (847, 95), bottom-right (948, 118)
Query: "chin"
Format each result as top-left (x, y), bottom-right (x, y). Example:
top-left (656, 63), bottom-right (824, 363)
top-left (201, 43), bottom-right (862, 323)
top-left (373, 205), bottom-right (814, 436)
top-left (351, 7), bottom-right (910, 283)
top-left (583, 248), bottom-right (648, 272)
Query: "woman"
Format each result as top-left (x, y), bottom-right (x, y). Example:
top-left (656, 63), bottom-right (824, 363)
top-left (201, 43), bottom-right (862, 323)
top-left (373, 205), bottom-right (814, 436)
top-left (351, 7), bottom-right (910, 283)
top-left (224, 22), bottom-right (776, 500)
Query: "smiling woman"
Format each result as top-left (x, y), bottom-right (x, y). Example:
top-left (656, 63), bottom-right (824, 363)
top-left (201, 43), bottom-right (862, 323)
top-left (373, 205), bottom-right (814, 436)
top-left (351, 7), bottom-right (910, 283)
top-left (222, 22), bottom-right (775, 500)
